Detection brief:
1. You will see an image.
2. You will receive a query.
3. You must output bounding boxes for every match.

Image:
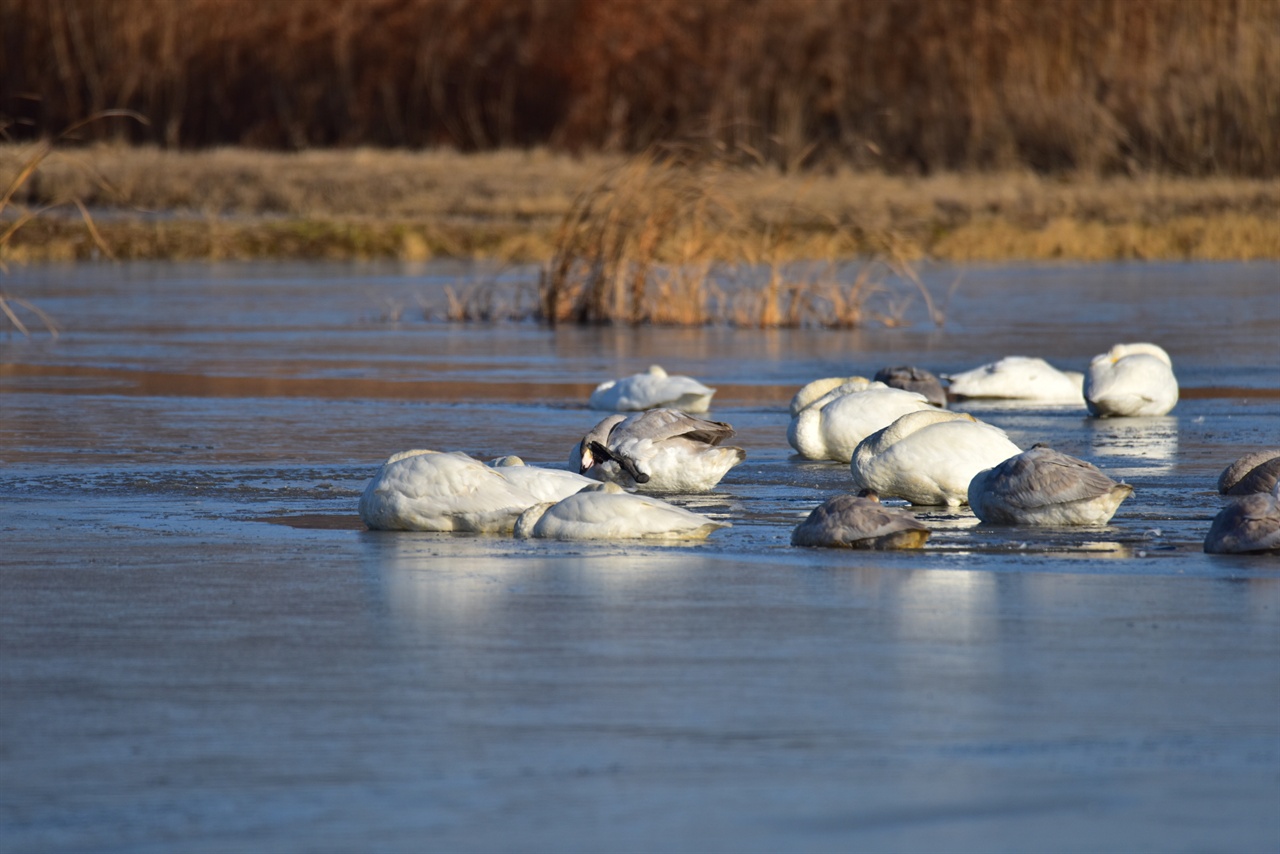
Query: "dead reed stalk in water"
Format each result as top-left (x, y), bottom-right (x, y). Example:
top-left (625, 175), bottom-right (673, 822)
top-left (0, 110), bottom-right (146, 337)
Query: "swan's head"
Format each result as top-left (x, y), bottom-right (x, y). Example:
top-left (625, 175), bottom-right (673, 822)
top-left (514, 502), bottom-right (555, 539)
top-left (1096, 342), bottom-right (1173, 367)
top-left (789, 376), bottom-right (875, 415)
top-left (488, 455), bottom-right (525, 467)
top-left (576, 414), bottom-right (628, 472)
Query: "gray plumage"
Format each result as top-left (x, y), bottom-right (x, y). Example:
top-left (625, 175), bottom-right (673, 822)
top-left (1204, 485), bottom-right (1280, 554)
top-left (874, 365), bottom-right (948, 408)
top-left (1217, 449), bottom-right (1280, 496)
top-left (791, 490), bottom-right (930, 549)
top-left (968, 444), bottom-right (1132, 525)
top-left (575, 408), bottom-right (744, 492)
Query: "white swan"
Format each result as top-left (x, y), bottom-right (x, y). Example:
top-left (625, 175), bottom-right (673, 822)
top-left (1217, 449), bottom-right (1280, 496)
top-left (358, 449), bottom-right (594, 533)
top-left (485, 455), bottom-right (604, 502)
top-left (791, 490), bottom-right (930, 549)
top-left (1204, 483), bottom-right (1280, 554)
top-left (944, 356), bottom-right (1084, 403)
top-left (850, 409), bottom-right (1022, 506)
top-left (968, 444), bottom-right (1133, 525)
top-left (589, 365), bottom-right (715, 413)
top-left (874, 365), bottom-right (948, 408)
top-left (1084, 342), bottom-right (1179, 417)
top-left (789, 376), bottom-right (875, 416)
top-left (515, 482), bottom-right (730, 540)
top-left (788, 385), bottom-right (937, 463)
top-left (574, 408), bottom-right (745, 493)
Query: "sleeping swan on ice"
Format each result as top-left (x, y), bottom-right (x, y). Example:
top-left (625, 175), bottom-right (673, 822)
top-left (358, 449), bottom-right (594, 533)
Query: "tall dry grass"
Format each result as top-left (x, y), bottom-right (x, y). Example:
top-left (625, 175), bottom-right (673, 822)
top-left (1, 0), bottom-right (1276, 176)
top-left (538, 151), bottom-right (937, 328)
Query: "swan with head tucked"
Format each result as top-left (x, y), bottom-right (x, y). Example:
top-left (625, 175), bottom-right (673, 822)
top-left (1217, 449), bottom-right (1280, 496)
top-left (850, 409), bottom-right (1022, 506)
top-left (359, 449), bottom-right (596, 533)
top-left (789, 376), bottom-right (875, 416)
top-left (1204, 482), bottom-right (1280, 554)
top-left (968, 444), bottom-right (1133, 525)
top-left (515, 482), bottom-right (730, 540)
top-left (589, 365), bottom-right (715, 413)
top-left (874, 365), bottom-right (948, 408)
top-left (791, 489), bottom-right (930, 549)
top-left (944, 356), bottom-right (1084, 403)
top-left (574, 408), bottom-right (745, 492)
top-left (788, 384), bottom-right (938, 463)
top-left (1084, 342), bottom-right (1178, 417)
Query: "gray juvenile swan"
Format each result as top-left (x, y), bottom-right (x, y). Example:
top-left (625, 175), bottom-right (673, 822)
top-left (1217, 449), bottom-right (1280, 496)
top-left (1204, 483), bottom-right (1280, 555)
top-left (968, 444), bottom-right (1133, 525)
top-left (574, 408), bottom-right (745, 493)
top-left (874, 365), bottom-right (948, 408)
top-left (791, 490), bottom-right (930, 549)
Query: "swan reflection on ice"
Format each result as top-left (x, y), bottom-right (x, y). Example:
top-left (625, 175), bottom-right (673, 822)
top-left (1087, 416), bottom-right (1179, 476)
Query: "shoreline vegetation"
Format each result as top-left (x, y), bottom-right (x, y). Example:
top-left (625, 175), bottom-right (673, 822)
top-left (4, 145), bottom-right (1278, 268)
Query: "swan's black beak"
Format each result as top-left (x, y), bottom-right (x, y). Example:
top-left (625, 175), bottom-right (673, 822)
top-left (587, 441), bottom-right (650, 484)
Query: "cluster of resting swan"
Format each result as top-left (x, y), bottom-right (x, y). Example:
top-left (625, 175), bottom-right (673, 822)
top-left (358, 345), bottom-right (1279, 556)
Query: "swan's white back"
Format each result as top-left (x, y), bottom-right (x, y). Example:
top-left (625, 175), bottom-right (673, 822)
top-left (788, 386), bottom-right (936, 462)
top-left (589, 365), bottom-right (715, 412)
top-left (850, 410), bottom-right (1022, 506)
top-left (358, 450), bottom-right (592, 533)
top-left (515, 482), bottom-right (729, 540)
top-left (1085, 342), bottom-right (1178, 417)
top-left (945, 356), bottom-right (1084, 403)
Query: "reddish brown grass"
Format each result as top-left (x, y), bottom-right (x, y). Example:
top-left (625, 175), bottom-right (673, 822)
top-left (1, 0), bottom-right (1276, 176)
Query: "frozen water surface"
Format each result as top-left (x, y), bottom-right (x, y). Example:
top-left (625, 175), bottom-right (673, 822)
top-left (1, 260), bottom-right (1278, 852)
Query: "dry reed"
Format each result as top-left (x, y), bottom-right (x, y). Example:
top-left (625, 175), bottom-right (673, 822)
top-left (538, 152), bottom-right (936, 328)
top-left (1, 0), bottom-right (1276, 176)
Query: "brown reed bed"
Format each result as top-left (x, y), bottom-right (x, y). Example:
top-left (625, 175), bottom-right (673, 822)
top-left (2, 0), bottom-right (1277, 177)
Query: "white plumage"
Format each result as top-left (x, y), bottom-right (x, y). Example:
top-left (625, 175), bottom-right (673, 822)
top-left (515, 482), bottom-right (730, 540)
top-left (1084, 342), bottom-right (1179, 417)
top-left (358, 450), bottom-right (594, 533)
top-left (850, 409), bottom-right (1022, 506)
top-left (589, 365), bottom-right (715, 412)
top-left (788, 385), bottom-right (938, 462)
top-left (944, 356), bottom-right (1084, 403)
top-left (968, 445), bottom-right (1133, 525)
top-left (788, 376), bottom-right (875, 416)
top-left (574, 408), bottom-right (745, 493)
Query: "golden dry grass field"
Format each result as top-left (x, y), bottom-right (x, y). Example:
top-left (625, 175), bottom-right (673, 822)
top-left (3, 144), bottom-right (1278, 266)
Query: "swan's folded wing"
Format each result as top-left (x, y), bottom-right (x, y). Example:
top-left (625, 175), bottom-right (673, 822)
top-left (995, 452), bottom-right (1120, 510)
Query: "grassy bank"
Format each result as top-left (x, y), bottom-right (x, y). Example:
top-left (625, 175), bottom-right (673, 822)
top-left (3, 145), bottom-right (1278, 265)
